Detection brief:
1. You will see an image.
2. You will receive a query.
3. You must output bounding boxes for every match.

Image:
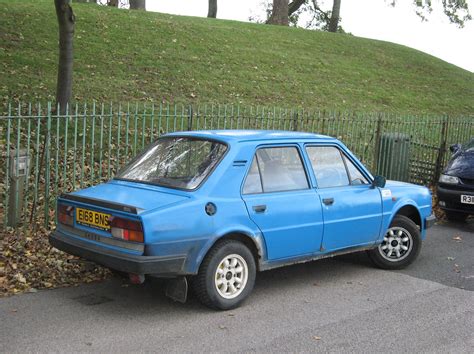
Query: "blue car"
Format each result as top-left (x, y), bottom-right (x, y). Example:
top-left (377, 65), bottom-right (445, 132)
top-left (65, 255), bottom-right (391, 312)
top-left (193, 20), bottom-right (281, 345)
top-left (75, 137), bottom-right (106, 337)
top-left (50, 130), bottom-right (435, 310)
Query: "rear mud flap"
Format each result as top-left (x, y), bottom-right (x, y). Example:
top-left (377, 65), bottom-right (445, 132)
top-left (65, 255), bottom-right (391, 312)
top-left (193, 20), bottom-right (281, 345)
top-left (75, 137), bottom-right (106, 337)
top-left (165, 276), bottom-right (188, 303)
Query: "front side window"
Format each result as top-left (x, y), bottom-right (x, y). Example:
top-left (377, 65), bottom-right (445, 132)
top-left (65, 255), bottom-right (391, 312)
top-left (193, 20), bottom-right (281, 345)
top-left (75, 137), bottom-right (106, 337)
top-left (243, 147), bottom-right (309, 194)
top-left (306, 146), bottom-right (350, 188)
top-left (116, 137), bottom-right (227, 190)
top-left (343, 155), bottom-right (369, 185)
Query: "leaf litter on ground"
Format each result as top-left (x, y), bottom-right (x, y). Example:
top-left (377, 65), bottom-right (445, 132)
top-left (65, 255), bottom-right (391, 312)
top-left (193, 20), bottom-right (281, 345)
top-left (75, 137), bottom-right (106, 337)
top-left (0, 227), bottom-right (110, 297)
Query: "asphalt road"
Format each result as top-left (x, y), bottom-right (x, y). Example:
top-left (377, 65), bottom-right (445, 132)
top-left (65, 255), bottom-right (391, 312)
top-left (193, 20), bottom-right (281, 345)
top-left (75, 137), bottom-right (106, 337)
top-left (1, 221), bottom-right (473, 353)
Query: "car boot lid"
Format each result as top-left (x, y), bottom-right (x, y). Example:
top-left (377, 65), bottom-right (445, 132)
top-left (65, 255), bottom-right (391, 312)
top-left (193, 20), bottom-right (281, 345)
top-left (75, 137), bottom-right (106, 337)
top-left (61, 180), bottom-right (190, 214)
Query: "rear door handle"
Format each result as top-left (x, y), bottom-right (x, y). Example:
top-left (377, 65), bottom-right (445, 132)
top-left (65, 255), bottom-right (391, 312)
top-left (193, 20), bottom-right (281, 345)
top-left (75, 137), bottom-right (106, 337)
top-left (252, 205), bottom-right (267, 213)
top-left (323, 198), bottom-right (334, 206)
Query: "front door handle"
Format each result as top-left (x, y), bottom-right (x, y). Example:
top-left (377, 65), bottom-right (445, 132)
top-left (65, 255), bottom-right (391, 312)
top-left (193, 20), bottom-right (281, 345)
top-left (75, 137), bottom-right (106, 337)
top-left (253, 205), bottom-right (267, 213)
top-left (323, 198), bottom-right (334, 206)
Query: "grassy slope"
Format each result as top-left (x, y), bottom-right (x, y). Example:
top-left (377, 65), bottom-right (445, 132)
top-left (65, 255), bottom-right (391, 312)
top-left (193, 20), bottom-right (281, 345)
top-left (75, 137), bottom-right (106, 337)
top-left (0, 0), bottom-right (473, 115)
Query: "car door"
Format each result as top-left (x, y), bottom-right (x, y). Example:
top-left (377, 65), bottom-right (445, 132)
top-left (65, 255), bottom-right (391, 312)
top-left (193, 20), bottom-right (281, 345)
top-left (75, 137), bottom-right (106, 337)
top-left (241, 146), bottom-right (324, 260)
top-left (305, 145), bottom-right (383, 252)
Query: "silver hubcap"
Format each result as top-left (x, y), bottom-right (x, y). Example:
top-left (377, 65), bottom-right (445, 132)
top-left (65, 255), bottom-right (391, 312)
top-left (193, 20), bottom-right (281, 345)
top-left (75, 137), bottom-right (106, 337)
top-left (378, 227), bottom-right (413, 262)
top-left (214, 254), bottom-right (248, 299)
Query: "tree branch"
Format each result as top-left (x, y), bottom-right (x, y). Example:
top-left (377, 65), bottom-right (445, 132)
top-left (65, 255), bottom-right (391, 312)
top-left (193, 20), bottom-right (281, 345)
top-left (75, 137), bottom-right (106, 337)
top-left (311, 0), bottom-right (330, 23)
top-left (288, 0), bottom-right (305, 16)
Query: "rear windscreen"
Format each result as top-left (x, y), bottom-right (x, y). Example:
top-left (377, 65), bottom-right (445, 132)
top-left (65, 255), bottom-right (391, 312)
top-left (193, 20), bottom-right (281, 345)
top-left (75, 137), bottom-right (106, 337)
top-left (116, 137), bottom-right (227, 190)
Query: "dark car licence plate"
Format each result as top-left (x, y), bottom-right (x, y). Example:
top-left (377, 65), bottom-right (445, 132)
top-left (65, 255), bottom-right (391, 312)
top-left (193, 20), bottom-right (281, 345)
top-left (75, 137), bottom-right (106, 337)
top-left (461, 195), bottom-right (474, 205)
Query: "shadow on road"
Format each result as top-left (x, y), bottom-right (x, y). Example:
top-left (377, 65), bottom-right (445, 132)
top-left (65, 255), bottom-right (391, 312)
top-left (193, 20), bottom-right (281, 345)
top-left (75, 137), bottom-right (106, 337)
top-left (60, 221), bottom-right (473, 317)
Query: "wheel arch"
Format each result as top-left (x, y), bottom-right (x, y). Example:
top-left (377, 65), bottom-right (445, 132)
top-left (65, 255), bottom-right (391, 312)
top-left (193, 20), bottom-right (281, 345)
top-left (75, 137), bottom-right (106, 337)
top-left (194, 230), bottom-right (265, 273)
top-left (391, 203), bottom-right (422, 229)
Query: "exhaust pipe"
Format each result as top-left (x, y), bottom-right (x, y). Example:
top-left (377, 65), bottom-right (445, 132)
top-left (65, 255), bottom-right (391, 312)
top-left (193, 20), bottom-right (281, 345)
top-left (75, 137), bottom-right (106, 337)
top-left (129, 273), bottom-right (145, 284)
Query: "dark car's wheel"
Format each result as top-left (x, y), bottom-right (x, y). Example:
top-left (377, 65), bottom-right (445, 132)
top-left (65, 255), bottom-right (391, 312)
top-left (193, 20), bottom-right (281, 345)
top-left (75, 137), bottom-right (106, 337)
top-left (191, 240), bottom-right (256, 310)
top-left (368, 215), bottom-right (421, 270)
top-left (444, 210), bottom-right (467, 223)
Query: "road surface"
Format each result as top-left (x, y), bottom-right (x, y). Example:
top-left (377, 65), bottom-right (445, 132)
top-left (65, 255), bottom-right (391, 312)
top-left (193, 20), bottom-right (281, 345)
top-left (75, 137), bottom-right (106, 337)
top-left (1, 221), bottom-right (473, 352)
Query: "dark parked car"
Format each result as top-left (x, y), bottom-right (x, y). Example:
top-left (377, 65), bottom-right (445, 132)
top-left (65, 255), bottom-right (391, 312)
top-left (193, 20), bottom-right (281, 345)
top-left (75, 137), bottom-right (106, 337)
top-left (437, 138), bottom-right (474, 222)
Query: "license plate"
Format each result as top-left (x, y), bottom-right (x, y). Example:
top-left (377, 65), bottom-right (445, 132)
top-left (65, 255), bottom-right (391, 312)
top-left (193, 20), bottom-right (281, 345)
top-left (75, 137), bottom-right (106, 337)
top-left (461, 195), bottom-right (474, 205)
top-left (76, 208), bottom-right (111, 231)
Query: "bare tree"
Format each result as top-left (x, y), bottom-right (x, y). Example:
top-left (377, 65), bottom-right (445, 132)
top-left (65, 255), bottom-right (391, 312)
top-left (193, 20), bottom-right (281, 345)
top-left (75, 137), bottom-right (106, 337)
top-left (328, 0), bottom-right (340, 32)
top-left (264, 0), bottom-right (470, 30)
top-left (208, 0), bottom-right (217, 18)
top-left (54, 0), bottom-right (75, 114)
top-left (268, 0), bottom-right (290, 25)
top-left (129, 0), bottom-right (145, 10)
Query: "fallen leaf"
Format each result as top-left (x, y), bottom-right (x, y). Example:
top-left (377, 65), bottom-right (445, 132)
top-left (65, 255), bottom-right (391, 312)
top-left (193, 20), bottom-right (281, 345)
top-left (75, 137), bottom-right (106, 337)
top-left (447, 257), bottom-right (455, 261)
top-left (313, 336), bottom-right (321, 341)
top-left (452, 236), bottom-right (462, 242)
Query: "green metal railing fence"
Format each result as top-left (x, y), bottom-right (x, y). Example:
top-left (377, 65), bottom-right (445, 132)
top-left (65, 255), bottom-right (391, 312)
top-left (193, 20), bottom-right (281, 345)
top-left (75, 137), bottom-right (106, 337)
top-left (1, 101), bottom-right (473, 230)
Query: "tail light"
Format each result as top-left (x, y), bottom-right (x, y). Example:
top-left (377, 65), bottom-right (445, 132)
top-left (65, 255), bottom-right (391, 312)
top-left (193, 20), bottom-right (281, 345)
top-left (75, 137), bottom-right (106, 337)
top-left (110, 217), bottom-right (144, 243)
top-left (58, 204), bottom-right (74, 226)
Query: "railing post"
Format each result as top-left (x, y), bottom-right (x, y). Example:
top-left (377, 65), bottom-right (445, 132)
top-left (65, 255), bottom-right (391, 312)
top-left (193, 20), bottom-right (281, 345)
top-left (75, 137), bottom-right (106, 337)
top-left (434, 115), bottom-right (449, 185)
top-left (188, 105), bottom-right (193, 131)
top-left (44, 102), bottom-right (52, 227)
top-left (293, 111), bottom-right (299, 131)
top-left (373, 113), bottom-right (383, 173)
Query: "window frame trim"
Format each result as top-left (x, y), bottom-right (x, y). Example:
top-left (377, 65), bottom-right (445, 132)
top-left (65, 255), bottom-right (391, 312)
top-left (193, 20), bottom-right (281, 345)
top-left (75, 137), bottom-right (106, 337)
top-left (241, 144), bottom-right (311, 195)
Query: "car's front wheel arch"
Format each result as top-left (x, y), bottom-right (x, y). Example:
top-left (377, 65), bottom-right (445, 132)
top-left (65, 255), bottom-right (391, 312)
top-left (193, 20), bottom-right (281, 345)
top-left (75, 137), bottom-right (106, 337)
top-left (393, 204), bottom-right (422, 230)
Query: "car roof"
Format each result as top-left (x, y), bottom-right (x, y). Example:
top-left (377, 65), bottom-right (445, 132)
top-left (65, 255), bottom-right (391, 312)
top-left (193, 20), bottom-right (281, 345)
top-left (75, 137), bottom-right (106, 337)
top-left (165, 130), bottom-right (333, 143)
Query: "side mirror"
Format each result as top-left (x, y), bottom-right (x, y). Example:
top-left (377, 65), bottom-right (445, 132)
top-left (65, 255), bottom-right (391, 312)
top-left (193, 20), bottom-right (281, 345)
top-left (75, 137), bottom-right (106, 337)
top-left (449, 143), bottom-right (461, 153)
top-left (371, 175), bottom-right (386, 189)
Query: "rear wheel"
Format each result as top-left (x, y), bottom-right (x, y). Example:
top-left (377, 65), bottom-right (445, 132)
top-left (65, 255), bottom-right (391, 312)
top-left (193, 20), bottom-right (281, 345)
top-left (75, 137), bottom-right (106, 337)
top-left (444, 210), bottom-right (467, 223)
top-left (368, 215), bottom-right (421, 270)
top-left (191, 240), bottom-right (256, 310)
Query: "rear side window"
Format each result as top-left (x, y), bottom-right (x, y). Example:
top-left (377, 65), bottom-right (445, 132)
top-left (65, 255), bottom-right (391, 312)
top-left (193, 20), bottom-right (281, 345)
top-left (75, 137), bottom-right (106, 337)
top-left (306, 146), bottom-right (350, 188)
top-left (243, 147), bottom-right (309, 194)
top-left (243, 158), bottom-right (263, 194)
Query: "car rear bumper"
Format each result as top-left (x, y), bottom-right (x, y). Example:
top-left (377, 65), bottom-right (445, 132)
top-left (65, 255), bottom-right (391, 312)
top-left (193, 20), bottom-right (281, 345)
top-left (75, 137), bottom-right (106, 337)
top-left (49, 230), bottom-right (187, 276)
top-left (437, 186), bottom-right (474, 215)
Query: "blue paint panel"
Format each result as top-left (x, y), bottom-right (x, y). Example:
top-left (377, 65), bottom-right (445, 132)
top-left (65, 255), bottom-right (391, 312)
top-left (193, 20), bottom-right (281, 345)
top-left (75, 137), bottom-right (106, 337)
top-left (243, 189), bottom-right (324, 260)
top-left (51, 130), bottom-right (433, 277)
top-left (72, 180), bottom-right (190, 212)
top-left (317, 185), bottom-right (383, 251)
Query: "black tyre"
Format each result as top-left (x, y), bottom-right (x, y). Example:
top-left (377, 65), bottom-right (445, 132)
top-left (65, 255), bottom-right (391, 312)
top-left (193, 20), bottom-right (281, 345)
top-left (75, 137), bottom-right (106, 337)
top-left (191, 240), bottom-right (256, 310)
top-left (368, 215), bottom-right (421, 270)
top-left (444, 210), bottom-right (467, 223)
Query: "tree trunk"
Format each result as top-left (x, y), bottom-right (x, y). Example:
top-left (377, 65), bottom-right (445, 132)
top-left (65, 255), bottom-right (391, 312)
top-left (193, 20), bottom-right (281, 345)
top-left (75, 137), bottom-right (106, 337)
top-left (328, 0), bottom-right (341, 32)
top-left (207, 0), bottom-right (217, 18)
top-left (129, 0), bottom-right (145, 10)
top-left (288, 0), bottom-right (305, 16)
top-left (107, 0), bottom-right (118, 7)
top-left (268, 0), bottom-right (289, 25)
top-left (54, 0), bottom-right (75, 114)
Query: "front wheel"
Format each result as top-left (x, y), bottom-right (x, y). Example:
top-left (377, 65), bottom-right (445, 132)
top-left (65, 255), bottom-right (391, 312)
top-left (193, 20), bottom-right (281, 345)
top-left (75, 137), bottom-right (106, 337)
top-left (368, 215), bottom-right (421, 270)
top-left (191, 240), bottom-right (256, 310)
